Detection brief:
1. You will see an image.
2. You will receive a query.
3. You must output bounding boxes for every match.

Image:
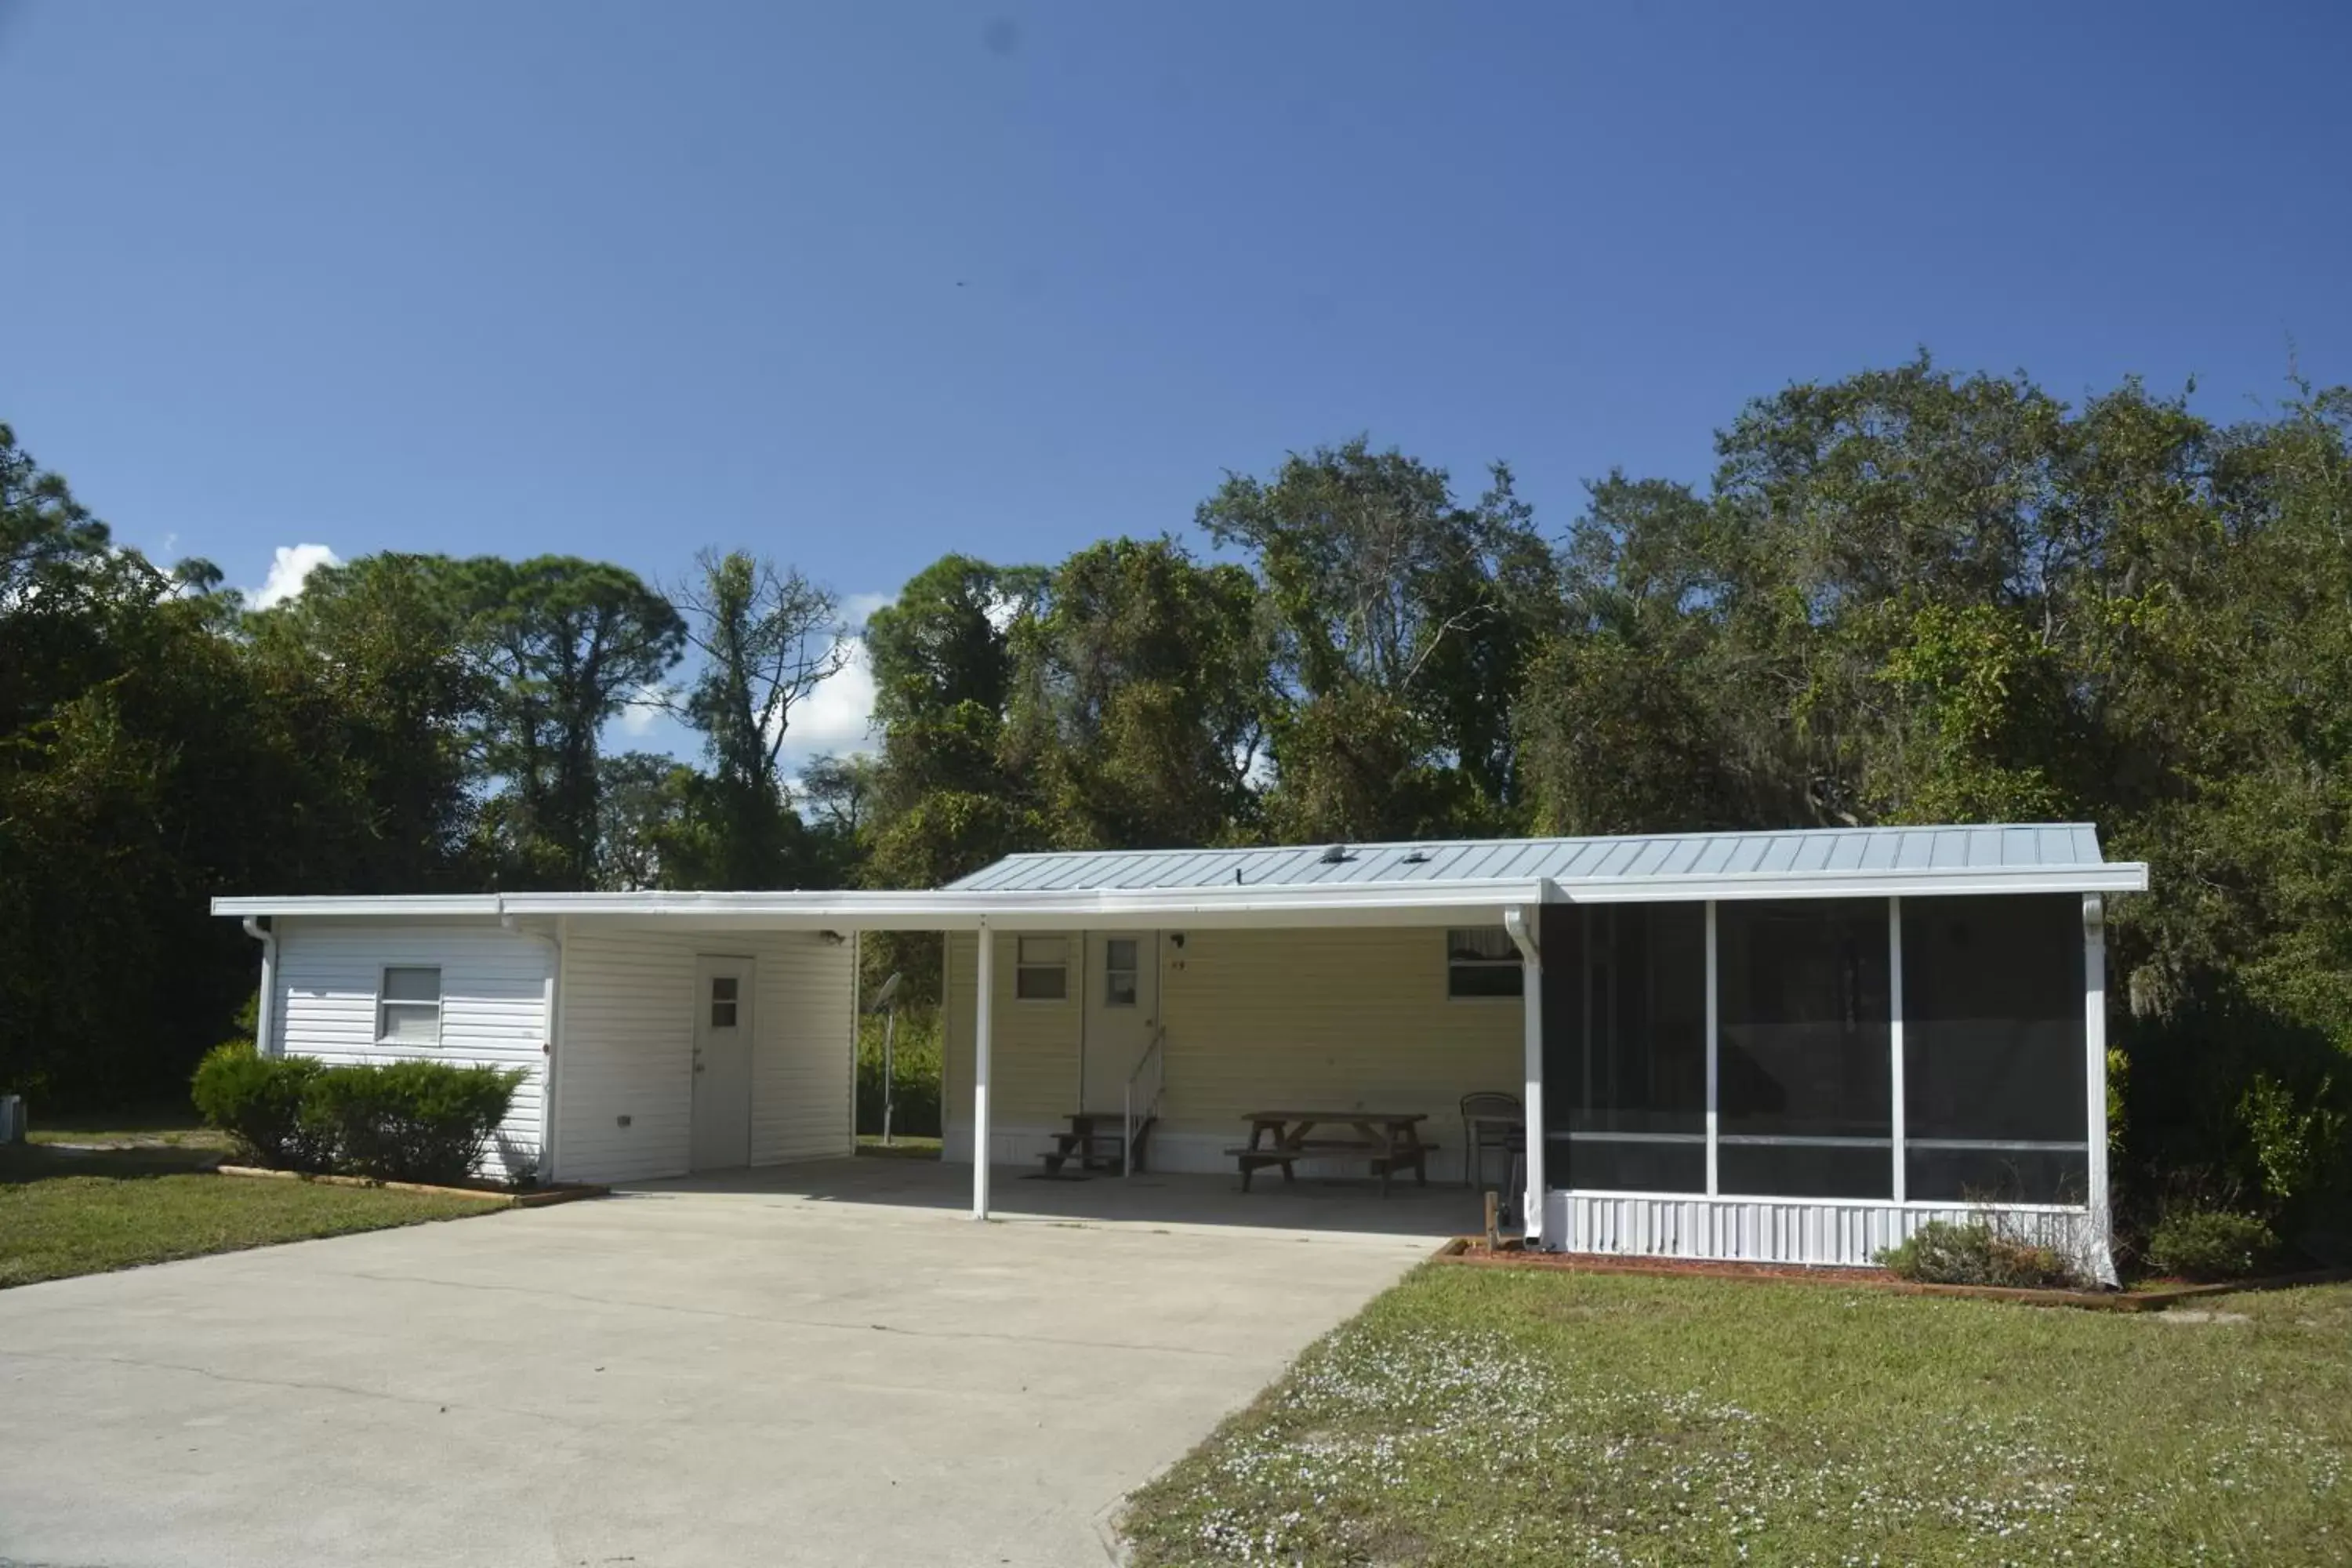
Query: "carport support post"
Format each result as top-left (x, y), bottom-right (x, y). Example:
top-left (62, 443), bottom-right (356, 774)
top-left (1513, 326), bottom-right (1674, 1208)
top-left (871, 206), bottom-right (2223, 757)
top-left (973, 918), bottom-right (993, 1221)
top-left (1504, 906), bottom-right (1544, 1247)
top-left (2084, 895), bottom-right (2117, 1286)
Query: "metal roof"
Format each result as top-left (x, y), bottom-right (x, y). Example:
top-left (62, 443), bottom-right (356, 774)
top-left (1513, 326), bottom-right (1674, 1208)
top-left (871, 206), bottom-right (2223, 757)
top-left (214, 825), bottom-right (2145, 929)
top-left (949, 822), bottom-right (2130, 895)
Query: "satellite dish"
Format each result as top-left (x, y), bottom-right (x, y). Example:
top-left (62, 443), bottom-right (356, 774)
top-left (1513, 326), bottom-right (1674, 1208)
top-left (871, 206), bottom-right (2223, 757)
top-left (867, 971), bottom-right (904, 1013)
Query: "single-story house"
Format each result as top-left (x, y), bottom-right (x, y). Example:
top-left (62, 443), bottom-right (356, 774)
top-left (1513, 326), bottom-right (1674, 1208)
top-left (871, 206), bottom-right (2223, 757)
top-left (212, 821), bottom-right (2147, 1279)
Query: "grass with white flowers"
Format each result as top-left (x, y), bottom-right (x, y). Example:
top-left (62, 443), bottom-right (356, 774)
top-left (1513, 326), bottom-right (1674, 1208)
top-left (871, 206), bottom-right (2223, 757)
top-left (1123, 1265), bottom-right (2352, 1566)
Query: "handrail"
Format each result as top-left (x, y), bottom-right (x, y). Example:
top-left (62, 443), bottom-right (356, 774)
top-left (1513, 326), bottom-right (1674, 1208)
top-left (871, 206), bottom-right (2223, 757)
top-left (1123, 1023), bottom-right (1167, 1178)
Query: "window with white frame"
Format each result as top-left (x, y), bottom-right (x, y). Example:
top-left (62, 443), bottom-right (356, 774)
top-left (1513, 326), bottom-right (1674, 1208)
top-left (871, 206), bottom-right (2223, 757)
top-left (377, 966), bottom-right (442, 1044)
top-left (1014, 936), bottom-right (1069, 1000)
top-left (1446, 927), bottom-right (1523, 998)
top-left (1102, 938), bottom-right (1139, 1007)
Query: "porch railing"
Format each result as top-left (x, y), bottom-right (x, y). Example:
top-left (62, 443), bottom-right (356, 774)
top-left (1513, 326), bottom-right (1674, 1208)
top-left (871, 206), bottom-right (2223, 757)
top-left (1124, 1023), bottom-right (1166, 1178)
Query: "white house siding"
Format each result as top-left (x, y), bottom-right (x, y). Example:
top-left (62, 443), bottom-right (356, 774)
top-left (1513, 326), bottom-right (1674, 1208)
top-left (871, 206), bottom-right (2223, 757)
top-left (272, 918), bottom-right (552, 1181)
top-left (944, 926), bottom-right (1523, 1181)
top-left (553, 927), bottom-right (852, 1185)
top-left (1551, 1191), bottom-right (2099, 1272)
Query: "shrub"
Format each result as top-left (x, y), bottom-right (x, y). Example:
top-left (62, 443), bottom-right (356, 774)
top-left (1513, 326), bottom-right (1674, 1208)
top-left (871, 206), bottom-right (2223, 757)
top-left (2147, 1207), bottom-right (2280, 1282)
top-left (191, 1043), bottom-right (329, 1169)
top-left (1878, 1219), bottom-right (2082, 1290)
top-left (194, 1047), bottom-right (524, 1185)
top-left (300, 1061), bottom-right (528, 1185)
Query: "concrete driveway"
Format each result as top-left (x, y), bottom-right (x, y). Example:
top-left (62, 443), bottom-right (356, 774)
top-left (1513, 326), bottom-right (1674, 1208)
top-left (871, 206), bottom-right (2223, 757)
top-left (0, 1160), bottom-right (1464, 1567)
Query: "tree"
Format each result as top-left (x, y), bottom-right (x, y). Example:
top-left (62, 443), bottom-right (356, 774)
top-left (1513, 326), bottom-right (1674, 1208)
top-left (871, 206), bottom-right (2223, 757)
top-left (1004, 537), bottom-right (1268, 849)
top-left (663, 549), bottom-right (848, 889)
top-left (1198, 439), bottom-right (1553, 840)
top-left (454, 556), bottom-right (685, 887)
top-left (862, 554), bottom-right (1051, 891)
top-left (592, 750), bottom-right (704, 891)
top-left (858, 554), bottom-right (1051, 1003)
top-left (245, 554), bottom-right (487, 889)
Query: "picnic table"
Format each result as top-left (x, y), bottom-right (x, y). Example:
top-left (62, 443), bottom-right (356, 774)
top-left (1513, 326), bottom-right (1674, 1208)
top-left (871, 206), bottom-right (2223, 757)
top-left (1227, 1110), bottom-right (1436, 1196)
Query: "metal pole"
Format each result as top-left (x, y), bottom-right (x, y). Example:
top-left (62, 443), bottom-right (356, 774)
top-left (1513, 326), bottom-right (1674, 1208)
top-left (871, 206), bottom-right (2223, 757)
top-left (1704, 901), bottom-right (1719, 1198)
top-left (882, 1004), bottom-right (896, 1148)
top-left (2085, 895), bottom-right (2116, 1286)
top-left (973, 920), bottom-right (993, 1221)
top-left (1889, 897), bottom-right (1905, 1204)
top-left (1504, 906), bottom-right (1544, 1247)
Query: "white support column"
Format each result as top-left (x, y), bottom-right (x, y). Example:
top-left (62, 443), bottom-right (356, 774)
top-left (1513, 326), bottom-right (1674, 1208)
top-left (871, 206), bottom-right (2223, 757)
top-left (1504, 906), bottom-right (1544, 1245)
top-left (1889, 896), bottom-right (1906, 1205)
top-left (1703, 900), bottom-right (1719, 1197)
top-left (2084, 895), bottom-right (2117, 1285)
top-left (973, 918), bottom-right (994, 1221)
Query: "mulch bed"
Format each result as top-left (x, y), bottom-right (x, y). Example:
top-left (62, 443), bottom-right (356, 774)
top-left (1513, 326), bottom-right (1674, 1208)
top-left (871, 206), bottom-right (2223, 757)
top-left (1432, 1236), bottom-right (2351, 1312)
top-left (216, 1165), bottom-right (607, 1208)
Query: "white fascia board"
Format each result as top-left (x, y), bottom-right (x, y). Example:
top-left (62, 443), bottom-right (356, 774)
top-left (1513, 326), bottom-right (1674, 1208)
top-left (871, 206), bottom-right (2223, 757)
top-left (212, 880), bottom-right (1555, 931)
top-left (969, 879), bottom-right (1552, 930)
top-left (211, 895), bottom-right (506, 919)
top-left (501, 879), bottom-right (1553, 930)
top-left (1553, 862), bottom-right (2150, 904)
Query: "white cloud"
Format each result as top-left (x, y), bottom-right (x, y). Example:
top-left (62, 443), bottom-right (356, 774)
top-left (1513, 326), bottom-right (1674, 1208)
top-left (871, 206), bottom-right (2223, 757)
top-left (249, 543), bottom-right (342, 609)
top-left (616, 681), bottom-right (669, 737)
top-left (840, 590), bottom-right (893, 631)
top-left (784, 634), bottom-right (877, 761)
top-left (771, 590), bottom-right (890, 764)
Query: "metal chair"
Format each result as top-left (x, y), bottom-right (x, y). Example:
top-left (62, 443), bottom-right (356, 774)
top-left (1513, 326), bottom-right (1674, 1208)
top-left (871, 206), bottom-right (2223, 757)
top-left (1459, 1091), bottom-right (1523, 1191)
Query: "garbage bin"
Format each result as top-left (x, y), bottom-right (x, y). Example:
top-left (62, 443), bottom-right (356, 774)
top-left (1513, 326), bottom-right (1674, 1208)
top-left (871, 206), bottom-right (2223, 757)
top-left (0, 1094), bottom-right (24, 1145)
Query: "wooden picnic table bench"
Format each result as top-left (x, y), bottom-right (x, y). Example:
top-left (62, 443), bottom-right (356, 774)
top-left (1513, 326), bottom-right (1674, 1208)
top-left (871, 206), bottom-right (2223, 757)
top-left (1225, 1110), bottom-right (1436, 1196)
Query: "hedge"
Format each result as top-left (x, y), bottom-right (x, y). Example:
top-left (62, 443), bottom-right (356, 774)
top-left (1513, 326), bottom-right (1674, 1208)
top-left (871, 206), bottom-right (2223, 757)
top-left (194, 1044), bottom-right (527, 1186)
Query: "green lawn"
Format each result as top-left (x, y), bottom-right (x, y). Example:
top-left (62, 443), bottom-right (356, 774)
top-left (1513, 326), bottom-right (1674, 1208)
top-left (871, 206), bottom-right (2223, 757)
top-left (855, 1133), bottom-right (943, 1160)
top-left (24, 1102), bottom-right (234, 1151)
top-left (1, 1144), bottom-right (499, 1288)
top-left (1123, 1264), bottom-right (2352, 1566)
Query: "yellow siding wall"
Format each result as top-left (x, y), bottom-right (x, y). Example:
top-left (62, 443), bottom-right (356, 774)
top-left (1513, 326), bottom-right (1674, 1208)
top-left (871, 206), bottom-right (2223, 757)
top-left (945, 926), bottom-right (1523, 1176)
top-left (942, 931), bottom-right (1082, 1134)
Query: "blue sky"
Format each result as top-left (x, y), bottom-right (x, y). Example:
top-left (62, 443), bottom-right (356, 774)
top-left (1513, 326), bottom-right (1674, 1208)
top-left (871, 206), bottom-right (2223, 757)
top-left (4, 2), bottom-right (2347, 764)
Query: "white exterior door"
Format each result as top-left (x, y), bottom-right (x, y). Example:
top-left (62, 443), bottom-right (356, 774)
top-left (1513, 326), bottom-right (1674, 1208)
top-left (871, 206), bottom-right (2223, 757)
top-left (691, 956), bottom-right (755, 1171)
top-left (1081, 932), bottom-right (1156, 1115)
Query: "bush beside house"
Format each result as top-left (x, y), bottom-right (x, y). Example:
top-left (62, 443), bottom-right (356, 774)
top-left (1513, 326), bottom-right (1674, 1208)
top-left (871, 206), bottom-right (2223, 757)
top-left (194, 1044), bottom-right (525, 1186)
top-left (1877, 1219), bottom-right (2083, 1290)
top-left (2146, 1208), bottom-right (2281, 1282)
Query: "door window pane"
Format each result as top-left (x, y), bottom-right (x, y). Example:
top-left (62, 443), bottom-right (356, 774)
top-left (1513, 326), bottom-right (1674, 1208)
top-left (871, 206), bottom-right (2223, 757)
top-left (1903, 895), bottom-right (2085, 1202)
top-left (710, 975), bottom-right (739, 1029)
top-left (1718, 899), bottom-right (1890, 1198)
top-left (1103, 938), bottom-right (1138, 1007)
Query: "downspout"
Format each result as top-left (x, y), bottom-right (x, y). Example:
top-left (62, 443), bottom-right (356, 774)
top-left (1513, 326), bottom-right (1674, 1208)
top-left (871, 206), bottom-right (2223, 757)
top-left (505, 909), bottom-right (565, 1184)
top-left (240, 916), bottom-right (278, 1058)
top-left (1503, 906), bottom-right (1545, 1247)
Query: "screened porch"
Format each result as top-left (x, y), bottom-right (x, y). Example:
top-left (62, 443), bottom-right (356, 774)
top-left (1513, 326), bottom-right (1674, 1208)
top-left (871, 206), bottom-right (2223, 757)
top-left (1542, 892), bottom-right (2108, 1276)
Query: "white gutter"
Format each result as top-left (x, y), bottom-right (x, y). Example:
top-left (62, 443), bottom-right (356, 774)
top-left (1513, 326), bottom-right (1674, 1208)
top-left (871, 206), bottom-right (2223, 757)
top-left (504, 912), bottom-right (567, 1183)
top-left (239, 916), bottom-right (278, 1058)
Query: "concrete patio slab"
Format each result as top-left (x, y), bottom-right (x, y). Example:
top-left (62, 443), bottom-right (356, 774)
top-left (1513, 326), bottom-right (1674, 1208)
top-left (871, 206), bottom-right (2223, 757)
top-left (0, 1160), bottom-right (1464, 1568)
